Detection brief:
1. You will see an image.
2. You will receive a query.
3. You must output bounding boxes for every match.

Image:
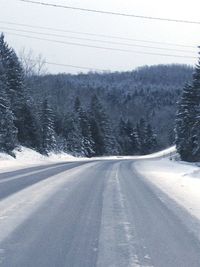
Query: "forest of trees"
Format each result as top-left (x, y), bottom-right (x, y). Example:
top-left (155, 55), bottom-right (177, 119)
top-left (0, 33), bottom-right (194, 157)
top-left (175, 50), bottom-right (200, 162)
top-left (28, 64), bottom-right (192, 150)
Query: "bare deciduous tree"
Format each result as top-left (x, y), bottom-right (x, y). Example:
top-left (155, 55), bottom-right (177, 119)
top-left (18, 48), bottom-right (47, 77)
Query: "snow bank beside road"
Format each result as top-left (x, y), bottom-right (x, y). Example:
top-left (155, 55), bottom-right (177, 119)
top-left (135, 157), bottom-right (200, 224)
top-left (0, 145), bottom-right (177, 172)
top-left (139, 145), bottom-right (176, 159)
top-left (93, 146), bottom-right (176, 161)
top-left (0, 147), bottom-right (76, 172)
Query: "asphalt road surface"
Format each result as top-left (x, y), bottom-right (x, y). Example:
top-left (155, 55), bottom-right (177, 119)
top-left (0, 160), bottom-right (200, 267)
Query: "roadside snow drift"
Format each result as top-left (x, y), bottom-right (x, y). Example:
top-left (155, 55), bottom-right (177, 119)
top-left (135, 156), bottom-right (200, 228)
top-left (0, 147), bottom-right (76, 172)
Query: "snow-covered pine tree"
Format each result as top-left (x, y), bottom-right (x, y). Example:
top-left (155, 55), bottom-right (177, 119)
top-left (0, 35), bottom-right (25, 118)
top-left (145, 123), bottom-right (157, 154)
top-left (175, 84), bottom-right (196, 161)
top-left (40, 99), bottom-right (56, 155)
top-left (136, 118), bottom-right (157, 155)
top-left (118, 118), bottom-right (130, 155)
top-left (125, 119), bottom-right (139, 154)
top-left (19, 100), bottom-right (41, 151)
top-left (0, 33), bottom-right (39, 149)
top-left (136, 118), bottom-right (147, 155)
top-left (190, 50), bottom-right (200, 160)
top-left (90, 95), bottom-right (119, 156)
top-left (0, 34), bottom-right (11, 68)
top-left (78, 107), bottom-right (94, 157)
top-left (89, 116), bottom-right (104, 156)
top-left (74, 96), bottom-right (81, 113)
top-left (175, 48), bottom-right (200, 162)
top-left (117, 118), bottom-right (139, 155)
top-left (62, 114), bottom-right (83, 156)
top-left (0, 80), bottom-right (17, 154)
top-left (67, 97), bottom-right (95, 157)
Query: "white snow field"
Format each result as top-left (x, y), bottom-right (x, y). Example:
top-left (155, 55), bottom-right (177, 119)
top-left (0, 147), bottom-right (77, 172)
top-left (135, 147), bottom-right (200, 239)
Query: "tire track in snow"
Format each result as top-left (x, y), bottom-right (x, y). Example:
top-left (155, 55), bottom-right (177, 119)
top-left (97, 162), bottom-right (146, 267)
top-left (0, 162), bottom-right (98, 245)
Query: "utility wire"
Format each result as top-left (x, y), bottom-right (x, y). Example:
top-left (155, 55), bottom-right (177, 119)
top-left (4, 31), bottom-right (197, 59)
top-left (1, 26), bottom-right (196, 54)
top-left (19, 0), bottom-right (200, 25)
top-left (0, 20), bottom-right (196, 49)
top-left (45, 61), bottom-right (107, 72)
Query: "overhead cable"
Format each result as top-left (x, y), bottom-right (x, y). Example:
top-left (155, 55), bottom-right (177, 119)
top-left (4, 31), bottom-right (197, 59)
top-left (0, 20), bottom-right (195, 48)
top-left (19, 0), bottom-right (200, 25)
top-left (1, 26), bottom-right (196, 54)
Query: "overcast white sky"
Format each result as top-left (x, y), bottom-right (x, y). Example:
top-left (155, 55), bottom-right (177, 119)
top-left (1, 0), bottom-right (200, 73)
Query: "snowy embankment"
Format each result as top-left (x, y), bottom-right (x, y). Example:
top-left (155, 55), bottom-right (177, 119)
top-left (0, 147), bottom-right (78, 172)
top-left (135, 146), bottom-right (200, 238)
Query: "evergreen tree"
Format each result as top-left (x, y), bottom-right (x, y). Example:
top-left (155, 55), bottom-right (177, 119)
top-left (0, 80), bottom-right (17, 154)
top-left (18, 100), bottom-right (41, 150)
top-left (90, 116), bottom-right (105, 156)
top-left (74, 96), bottom-right (81, 113)
top-left (136, 118), bottom-right (147, 155)
top-left (0, 35), bottom-right (25, 119)
top-left (190, 51), bottom-right (200, 160)
top-left (40, 99), bottom-right (56, 154)
top-left (145, 124), bottom-right (157, 154)
top-left (0, 34), bottom-right (11, 71)
top-left (78, 107), bottom-right (94, 157)
top-left (62, 114), bottom-right (83, 156)
top-left (125, 119), bottom-right (139, 154)
top-left (175, 49), bottom-right (200, 162)
top-left (117, 118), bottom-right (138, 155)
top-left (118, 118), bottom-right (130, 155)
top-left (175, 84), bottom-right (197, 161)
top-left (90, 95), bottom-right (118, 156)
top-left (136, 118), bottom-right (157, 155)
top-left (69, 97), bottom-right (94, 156)
top-left (0, 33), bottom-right (39, 150)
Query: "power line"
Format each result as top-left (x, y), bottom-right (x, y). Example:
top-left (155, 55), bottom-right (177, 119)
top-left (45, 61), bottom-right (107, 72)
top-left (0, 20), bottom-right (196, 49)
top-left (4, 31), bottom-right (197, 60)
top-left (19, 0), bottom-right (200, 25)
top-left (1, 26), bottom-right (196, 54)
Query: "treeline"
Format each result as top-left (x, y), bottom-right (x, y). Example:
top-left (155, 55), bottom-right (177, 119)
top-left (0, 34), bottom-right (158, 157)
top-left (175, 50), bottom-right (200, 162)
top-left (28, 63), bottom-right (193, 149)
top-left (0, 34), bottom-right (56, 156)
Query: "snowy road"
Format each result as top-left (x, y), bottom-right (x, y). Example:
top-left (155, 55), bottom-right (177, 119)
top-left (0, 160), bottom-right (200, 266)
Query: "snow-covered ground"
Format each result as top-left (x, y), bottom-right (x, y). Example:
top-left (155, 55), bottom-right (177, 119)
top-left (92, 146), bottom-right (176, 160)
top-left (0, 147), bottom-right (78, 173)
top-left (135, 149), bottom-right (200, 239)
top-left (1, 145), bottom-right (200, 258)
top-left (1, 145), bottom-right (200, 230)
top-left (0, 146), bottom-right (176, 173)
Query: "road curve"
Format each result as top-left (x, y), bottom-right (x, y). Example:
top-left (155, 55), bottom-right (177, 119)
top-left (0, 160), bottom-right (200, 267)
